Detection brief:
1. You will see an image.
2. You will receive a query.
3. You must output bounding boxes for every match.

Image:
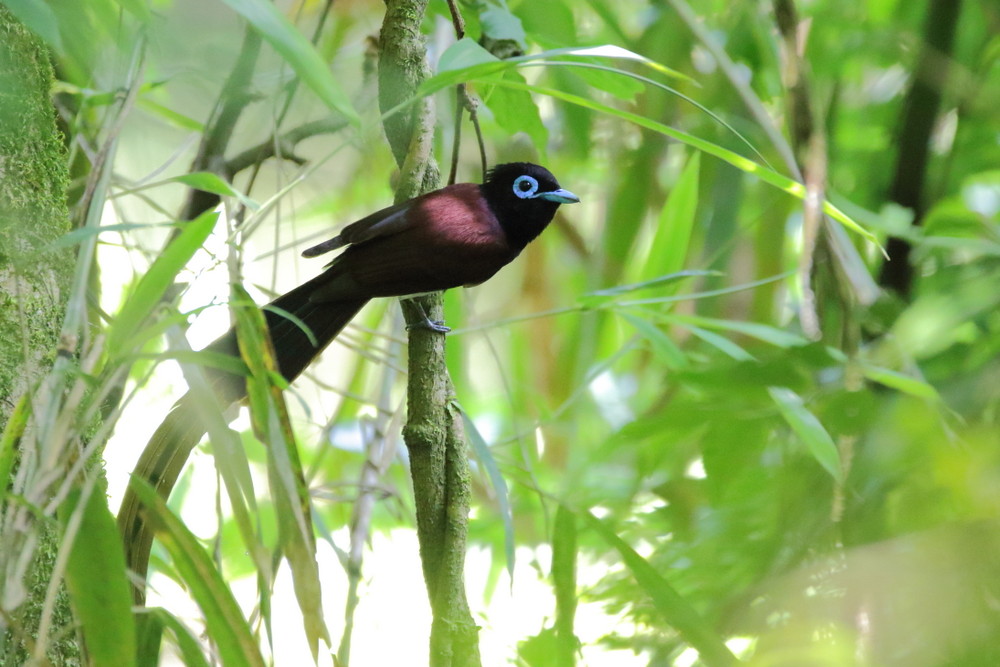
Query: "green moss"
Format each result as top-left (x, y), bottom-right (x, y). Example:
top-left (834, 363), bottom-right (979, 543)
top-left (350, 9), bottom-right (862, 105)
top-left (0, 7), bottom-right (78, 666)
top-left (0, 5), bottom-right (71, 422)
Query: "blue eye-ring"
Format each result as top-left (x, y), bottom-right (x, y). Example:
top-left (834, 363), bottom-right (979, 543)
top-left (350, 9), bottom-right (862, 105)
top-left (512, 175), bottom-right (539, 199)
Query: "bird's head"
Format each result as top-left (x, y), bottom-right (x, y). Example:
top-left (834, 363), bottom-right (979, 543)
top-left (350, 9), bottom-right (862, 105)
top-left (481, 162), bottom-right (579, 249)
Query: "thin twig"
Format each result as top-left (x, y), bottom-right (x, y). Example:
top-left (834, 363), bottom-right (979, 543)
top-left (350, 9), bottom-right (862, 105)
top-left (443, 0), bottom-right (487, 182)
top-left (226, 118), bottom-right (349, 175)
top-left (448, 88), bottom-right (464, 185)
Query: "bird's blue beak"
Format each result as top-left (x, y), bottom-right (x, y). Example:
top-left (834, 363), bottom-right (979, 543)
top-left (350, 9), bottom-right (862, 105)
top-left (537, 188), bottom-right (580, 204)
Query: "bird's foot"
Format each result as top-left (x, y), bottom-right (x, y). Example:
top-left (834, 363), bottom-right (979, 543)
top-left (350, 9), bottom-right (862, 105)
top-left (406, 317), bottom-right (451, 334)
top-left (403, 299), bottom-right (451, 334)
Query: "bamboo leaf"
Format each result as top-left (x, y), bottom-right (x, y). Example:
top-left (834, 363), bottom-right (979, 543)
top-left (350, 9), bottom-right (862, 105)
top-left (106, 210), bottom-right (217, 355)
top-left (220, 0), bottom-right (359, 124)
top-left (580, 510), bottom-right (738, 666)
top-left (173, 172), bottom-right (259, 211)
top-left (477, 76), bottom-right (880, 249)
top-left (128, 477), bottom-right (266, 667)
top-left (647, 152), bottom-right (700, 278)
top-left (232, 284), bottom-right (329, 656)
top-left (681, 324), bottom-right (755, 361)
top-left (860, 364), bottom-right (940, 401)
top-left (620, 311), bottom-right (688, 369)
top-left (60, 485), bottom-right (136, 667)
top-left (459, 405), bottom-right (515, 581)
top-left (670, 314), bottom-right (809, 348)
top-left (137, 608), bottom-right (212, 667)
top-left (768, 387), bottom-right (842, 481)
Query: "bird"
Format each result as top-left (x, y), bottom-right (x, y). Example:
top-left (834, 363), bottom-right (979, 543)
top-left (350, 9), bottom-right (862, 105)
top-left (118, 162), bottom-right (578, 602)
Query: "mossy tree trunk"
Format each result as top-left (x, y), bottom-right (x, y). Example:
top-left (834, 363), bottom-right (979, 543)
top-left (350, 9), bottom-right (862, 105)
top-left (378, 1), bottom-right (482, 665)
top-left (0, 7), bottom-right (78, 665)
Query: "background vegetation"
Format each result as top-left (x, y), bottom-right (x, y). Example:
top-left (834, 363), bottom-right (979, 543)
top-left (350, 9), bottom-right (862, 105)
top-left (1, 0), bottom-right (999, 665)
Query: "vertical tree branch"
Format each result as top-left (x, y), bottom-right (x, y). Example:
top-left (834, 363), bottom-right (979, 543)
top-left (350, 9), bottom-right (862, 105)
top-left (877, 0), bottom-right (963, 296)
top-left (378, 1), bottom-right (481, 665)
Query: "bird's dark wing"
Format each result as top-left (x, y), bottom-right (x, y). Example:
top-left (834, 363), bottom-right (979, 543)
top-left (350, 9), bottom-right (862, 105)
top-left (307, 183), bottom-right (518, 302)
top-left (301, 199), bottom-right (413, 258)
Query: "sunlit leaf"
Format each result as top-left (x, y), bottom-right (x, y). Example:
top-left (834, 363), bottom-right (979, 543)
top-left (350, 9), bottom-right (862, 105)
top-left (60, 485), bottom-right (136, 667)
top-left (106, 210), bottom-right (217, 356)
top-left (478, 76), bottom-right (879, 249)
top-left (127, 478), bottom-right (266, 667)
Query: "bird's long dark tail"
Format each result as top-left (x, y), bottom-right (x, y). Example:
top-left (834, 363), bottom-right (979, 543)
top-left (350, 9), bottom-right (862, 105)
top-left (118, 278), bottom-right (368, 603)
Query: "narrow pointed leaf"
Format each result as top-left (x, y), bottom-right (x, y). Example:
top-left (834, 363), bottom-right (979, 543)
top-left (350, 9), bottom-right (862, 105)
top-left (127, 477), bottom-right (266, 667)
top-left (60, 486), bottom-right (136, 667)
top-left (106, 210), bottom-right (217, 355)
top-left (581, 510), bottom-right (738, 666)
top-left (768, 386), bottom-right (842, 481)
top-left (220, 0), bottom-right (358, 124)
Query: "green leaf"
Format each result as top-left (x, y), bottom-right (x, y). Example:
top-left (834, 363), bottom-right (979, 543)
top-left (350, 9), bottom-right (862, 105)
top-left (106, 210), bottom-right (218, 356)
top-left (127, 477), bottom-right (267, 667)
top-left (579, 270), bottom-right (717, 308)
top-left (558, 61), bottom-right (644, 101)
top-left (174, 172), bottom-right (259, 211)
top-left (459, 405), bottom-right (515, 581)
top-left (485, 70), bottom-right (548, 153)
top-left (670, 314), bottom-right (809, 348)
top-left (60, 485), bottom-right (137, 667)
top-left (437, 37), bottom-right (501, 73)
top-left (860, 364), bottom-right (940, 401)
top-left (620, 311), bottom-right (688, 369)
top-left (481, 6), bottom-right (526, 47)
top-left (0, 394), bottom-right (30, 507)
top-left (681, 324), bottom-right (755, 361)
top-left (647, 152), bottom-right (700, 278)
top-left (232, 284), bottom-right (329, 656)
top-left (768, 387), bottom-right (842, 481)
top-left (474, 76), bottom-right (879, 249)
top-left (220, 0), bottom-right (358, 124)
top-left (137, 608), bottom-right (212, 667)
top-left (428, 39), bottom-right (692, 91)
top-left (580, 510), bottom-right (738, 666)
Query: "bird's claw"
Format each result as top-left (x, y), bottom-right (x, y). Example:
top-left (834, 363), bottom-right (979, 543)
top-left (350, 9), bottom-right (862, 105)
top-left (406, 318), bottom-right (451, 334)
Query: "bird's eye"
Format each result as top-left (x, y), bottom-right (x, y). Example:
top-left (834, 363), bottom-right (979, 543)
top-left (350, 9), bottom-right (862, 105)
top-left (512, 175), bottom-right (539, 199)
